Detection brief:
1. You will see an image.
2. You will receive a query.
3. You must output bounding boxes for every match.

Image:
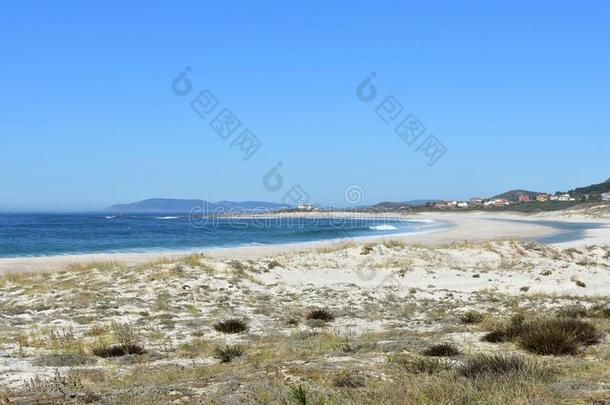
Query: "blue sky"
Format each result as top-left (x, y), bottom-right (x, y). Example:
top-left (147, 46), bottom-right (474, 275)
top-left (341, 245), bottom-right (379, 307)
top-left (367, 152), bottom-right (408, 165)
top-left (1, 1), bottom-right (608, 211)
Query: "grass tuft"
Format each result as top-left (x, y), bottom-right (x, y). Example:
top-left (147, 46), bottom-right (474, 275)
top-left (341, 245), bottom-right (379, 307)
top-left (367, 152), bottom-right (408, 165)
top-left (306, 308), bottom-right (335, 322)
top-left (92, 344), bottom-right (146, 358)
top-left (460, 310), bottom-right (484, 324)
top-left (422, 343), bottom-right (461, 357)
top-left (333, 371), bottom-right (366, 388)
top-left (382, 239), bottom-right (405, 249)
top-left (556, 305), bottom-right (587, 318)
top-left (459, 353), bottom-right (549, 379)
top-left (483, 314), bottom-right (602, 355)
top-left (518, 318), bottom-right (602, 355)
top-left (214, 345), bottom-right (244, 363)
top-left (213, 318), bottom-right (249, 334)
top-left (288, 384), bottom-right (309, 405)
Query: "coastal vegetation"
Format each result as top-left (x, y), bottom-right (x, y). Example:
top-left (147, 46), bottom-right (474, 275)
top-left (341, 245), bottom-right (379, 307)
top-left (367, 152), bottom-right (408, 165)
top-left (0, 240), bottom-right (608, 403)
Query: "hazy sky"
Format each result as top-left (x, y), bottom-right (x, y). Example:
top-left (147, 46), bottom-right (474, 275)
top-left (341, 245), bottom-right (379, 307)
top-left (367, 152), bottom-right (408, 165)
top-left (1, 1), bottom-right (608, 211)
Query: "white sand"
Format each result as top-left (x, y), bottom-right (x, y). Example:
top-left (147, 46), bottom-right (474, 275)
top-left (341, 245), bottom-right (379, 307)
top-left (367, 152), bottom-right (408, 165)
top-left (1, 211), bottom-right (608, 274)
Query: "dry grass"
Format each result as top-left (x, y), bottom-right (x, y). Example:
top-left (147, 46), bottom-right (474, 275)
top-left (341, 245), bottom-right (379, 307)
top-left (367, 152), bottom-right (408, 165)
top-left (459, 353), bottom-right (551, 380)
top-left (316, 241), bottom-right (356, 253)
top-left (214, 345), bottom-right (244, 363)
top-left (460, 310), bottom-right (485, 324)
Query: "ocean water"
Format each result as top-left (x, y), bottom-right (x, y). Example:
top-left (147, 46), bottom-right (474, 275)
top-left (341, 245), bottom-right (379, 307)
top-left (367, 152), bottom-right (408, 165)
top-left (0, 213), bottom-right (448, 258)
top-left (499, 219), bottom-right (607, 244)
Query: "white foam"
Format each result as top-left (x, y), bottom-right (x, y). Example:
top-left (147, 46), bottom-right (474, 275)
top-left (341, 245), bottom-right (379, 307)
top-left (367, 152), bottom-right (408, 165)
top-left (369, 224), bottom-right (398, 231)
top-left (156, 216), bottom-right (179, 220)
top-left (405, 219), bottom-right (436, 224)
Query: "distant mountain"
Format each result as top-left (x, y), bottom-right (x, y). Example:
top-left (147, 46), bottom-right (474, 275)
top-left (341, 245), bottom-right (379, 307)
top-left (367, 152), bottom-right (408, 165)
top-left (562, 178), bottom-right (610, 201)
top-left (107, 198), bottom-right (289, 213)
top-left (491, 190), bottom-right (542, 201)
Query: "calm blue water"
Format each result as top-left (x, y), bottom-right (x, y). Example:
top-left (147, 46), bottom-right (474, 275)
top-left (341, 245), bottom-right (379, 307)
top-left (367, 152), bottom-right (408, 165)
top-left (0, 213), bottom-right (447, 257)
top-left (500, 219), bottom-right (608, 244)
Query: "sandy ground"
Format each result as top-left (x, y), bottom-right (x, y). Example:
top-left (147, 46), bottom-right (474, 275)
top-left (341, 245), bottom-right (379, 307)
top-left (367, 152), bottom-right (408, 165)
top-left (1, 211), bottom-right (609, 274)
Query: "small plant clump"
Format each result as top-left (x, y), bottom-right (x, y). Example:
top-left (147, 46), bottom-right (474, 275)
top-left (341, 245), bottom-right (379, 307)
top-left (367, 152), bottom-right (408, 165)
top-left (405, 357), bottom-right (451, 374)
top-left (382, 239), bottom-right (405, 249)
top-left (360, 244), bottom-right (374, 255)
top-left (307, 308), bottom-right (335, 322)
top-left (288, 384), bottom-right (309, 405)
top-left (92, 344), bottom-right (146, 358)
top-left (482, 314), bottom-right (603, 355)
top-left (422, 343), bottom-right (461, 357)
top-left (267, 260), bottom-right (282, 269)
top-left (214, 345), bottom-right (244, 363)
top-left (460, 310), bottom-right (484, 324)
top-left (518, 318), bottom-right (602, 355)
top-left (333, 371), bottom-right (366, 388)
top-left (213, 318), bottom-right (249, 334)
top-left (556, 305), bottom-right (588, 318)
top-left (459, 353), bottom-right (549, 379)
top-left (589, 303), bottom-right (610, 318)
top-left (482, 313), bottom-right (526, 343)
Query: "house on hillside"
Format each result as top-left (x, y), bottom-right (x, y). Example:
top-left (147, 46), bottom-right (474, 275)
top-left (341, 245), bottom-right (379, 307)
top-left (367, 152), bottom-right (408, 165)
top-left (484, 198), bottom-right (509, 207)
top-left (457, 201), bottom-right (469, 208)
top-left (536, 194), bottom-right (549, 202)
top-left (558, 194), bottom-right (572, 201)
top-left (602, 192), bottom-right (610, 202)
top-left (518, 194), bottom-right (530, 202)
top-left (469, 197), bottom-right (483, 206)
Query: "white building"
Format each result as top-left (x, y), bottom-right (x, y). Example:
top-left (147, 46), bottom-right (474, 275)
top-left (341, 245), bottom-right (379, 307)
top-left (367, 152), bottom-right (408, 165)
top-left (484, 199), bottom-right (509, 207)
top-left (297, 201), bottom-right (317, 211)
top-left (602, 192), bottom-right (610, 202)
top-left (558, 194), bottom-right (571, 201)
top-left (457, 201), bottom-right (469, 208)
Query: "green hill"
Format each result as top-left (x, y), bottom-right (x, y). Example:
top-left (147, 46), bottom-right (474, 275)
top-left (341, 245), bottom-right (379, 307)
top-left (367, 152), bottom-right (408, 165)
top-left (562, 178), bottom-right (610, 201)
top-left (491, 189), bottom-right (541, 201)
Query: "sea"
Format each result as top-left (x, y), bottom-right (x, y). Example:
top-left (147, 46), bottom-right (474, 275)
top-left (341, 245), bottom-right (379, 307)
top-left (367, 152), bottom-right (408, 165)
top-left (0, 213), bottom-right (449, 258)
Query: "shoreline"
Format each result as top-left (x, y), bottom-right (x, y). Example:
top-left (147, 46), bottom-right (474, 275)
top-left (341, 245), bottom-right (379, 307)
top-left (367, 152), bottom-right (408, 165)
top-left (1, 211), bottom-right (608, 274)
